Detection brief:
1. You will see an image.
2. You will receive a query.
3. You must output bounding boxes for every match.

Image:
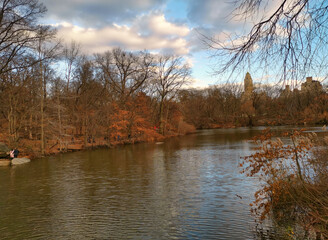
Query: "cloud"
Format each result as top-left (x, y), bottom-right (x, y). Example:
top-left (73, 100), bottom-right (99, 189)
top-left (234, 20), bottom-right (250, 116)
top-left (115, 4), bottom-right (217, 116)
top-left (41, 0), bottom-right (252, 55)
top-left (175, 0), bottom-right (254, 53)
top-left (184, 0), bottom-right (301, 57)
top-left (54, 12), bottom-right (191, 55)
top-left (185, 0), bottom-right (244, 31)
top-left (133, 13), bottom-right (189, 37)
top-left (184, 0), bottom-right (292, 35)
top-left (41, 0), bottom-right (166, 27)
top-left (188, 77), bottom-right (210, 89)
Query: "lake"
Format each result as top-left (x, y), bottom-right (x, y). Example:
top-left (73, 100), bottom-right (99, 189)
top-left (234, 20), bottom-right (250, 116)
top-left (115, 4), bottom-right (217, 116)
top-left (0, 126), bottom-right (324, 239)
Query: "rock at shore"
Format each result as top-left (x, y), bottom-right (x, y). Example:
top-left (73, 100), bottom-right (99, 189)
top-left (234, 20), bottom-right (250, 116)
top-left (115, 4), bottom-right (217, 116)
top-left (0, 142), bottom-right (9, 158)
top-left (0, 159), bottom-right (11, 166)
top-left (11, 158), bottom-right (30, 165)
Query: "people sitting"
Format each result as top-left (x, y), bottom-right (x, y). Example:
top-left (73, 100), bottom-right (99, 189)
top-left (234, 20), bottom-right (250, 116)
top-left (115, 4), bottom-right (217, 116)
top-left (9, 149), bottom-right (19, 159)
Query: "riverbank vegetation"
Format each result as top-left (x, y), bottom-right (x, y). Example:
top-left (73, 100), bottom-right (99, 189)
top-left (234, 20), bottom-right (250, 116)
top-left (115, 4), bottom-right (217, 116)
top-left (179, 83), bottom-right (328, 128)
top-left (242, 129), bottom-right (328, 239)
top-left (0, 0), bottom-right (328, 159)
top-left (204, 0), bottom-right (328, 238)
top-left (1, 1), bottom-right (328, 239)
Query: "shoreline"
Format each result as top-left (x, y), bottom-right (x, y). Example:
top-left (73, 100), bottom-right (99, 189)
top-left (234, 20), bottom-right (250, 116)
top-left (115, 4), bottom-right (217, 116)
top-left (7, 130), bottom-right (195, 162)
top-left (2, 122), bottom-right (325, 163)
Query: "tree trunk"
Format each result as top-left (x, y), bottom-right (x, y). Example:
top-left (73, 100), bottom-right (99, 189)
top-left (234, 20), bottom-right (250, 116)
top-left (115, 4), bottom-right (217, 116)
top-left (66, 64), bottom-right (71, 92)
top-left (57, 93), bottom-right (62, 151)
top-left (40, 59), bottom-right (45, 156)
top-left (159, 97), bottom-right (164, 135)
top-left (316, 232), bottom-right (321, 240)
top-left (8, 106), bottom-right (13, 136)
top-left (83, 114), bottom-right (88, 147)
top-left (164, 104), bottom-right (170, 135)
top-left (29, 113), bottom-right (33, 140)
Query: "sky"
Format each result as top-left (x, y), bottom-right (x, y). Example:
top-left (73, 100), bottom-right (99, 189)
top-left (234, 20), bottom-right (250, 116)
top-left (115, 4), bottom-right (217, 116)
top-left (39, 0), bottom-right (256, 88)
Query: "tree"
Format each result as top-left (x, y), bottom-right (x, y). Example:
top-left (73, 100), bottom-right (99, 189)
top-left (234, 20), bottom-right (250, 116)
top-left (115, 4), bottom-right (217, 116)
top-left (0, 63), bottom-right (32, 142)
top-left (73, 57), bottom-right (105, 146)
top-left (242, 129), bottom-right (328, 239)
top-left (207, 0), bottom-right (328, 83)
top-left (0, 0), bottom-right (49, 75)
top-left (153, 55), bottom-right (191, 134)
top-left (95, 48), bottom-right (154, 106)
top-left (36, 27), bottom-right (59, 156)
top-left (63, 40), bottom-right (81, 91)
top-left (0, 0), bottom-right (58, 155)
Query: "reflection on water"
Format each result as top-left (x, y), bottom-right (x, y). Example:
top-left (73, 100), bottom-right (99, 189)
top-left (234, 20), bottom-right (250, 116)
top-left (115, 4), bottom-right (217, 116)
top-left (0, 127), bottom-right (321, 239)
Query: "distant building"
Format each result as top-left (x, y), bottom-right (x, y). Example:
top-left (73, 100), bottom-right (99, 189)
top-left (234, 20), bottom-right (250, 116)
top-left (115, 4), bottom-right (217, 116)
top-left (279, 77), bottom-right (323, 98)
top-left (280, 84), bottom-right (291, 97)
top-left (242, 72), bottom-right (254, 101)
top-left (301, 77), bottom-right (323, 93)
top-left (244, 72), bottom-right (253, 93)
top-left (285, 84), bottom-right (290, 92)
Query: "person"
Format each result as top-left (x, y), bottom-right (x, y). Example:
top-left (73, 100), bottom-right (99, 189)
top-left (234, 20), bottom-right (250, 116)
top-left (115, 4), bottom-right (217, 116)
top-left (13, 149), bottom-right (19, 158)
top-left (9, 150), bottom-right (14, 158)
top-left (10, 149), bottom-right (19, 158)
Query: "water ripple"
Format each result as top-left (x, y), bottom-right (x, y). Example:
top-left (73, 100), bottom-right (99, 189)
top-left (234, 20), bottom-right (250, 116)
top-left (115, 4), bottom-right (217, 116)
top-left (0, 127), bottom-right (293, 239)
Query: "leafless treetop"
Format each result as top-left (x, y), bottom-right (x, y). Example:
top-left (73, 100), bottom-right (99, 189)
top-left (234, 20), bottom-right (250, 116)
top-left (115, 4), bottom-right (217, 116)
top-left (207, 0), bottom-right (328, 85)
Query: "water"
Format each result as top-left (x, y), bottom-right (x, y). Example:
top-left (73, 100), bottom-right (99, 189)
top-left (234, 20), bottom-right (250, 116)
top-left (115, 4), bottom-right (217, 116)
top-left (0, 126), bottom-right (323, 239)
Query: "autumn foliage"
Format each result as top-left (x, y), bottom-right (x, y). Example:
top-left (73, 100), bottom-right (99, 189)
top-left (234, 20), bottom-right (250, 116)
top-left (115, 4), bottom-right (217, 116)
top-left (242, 129), bottom-right (328, 239)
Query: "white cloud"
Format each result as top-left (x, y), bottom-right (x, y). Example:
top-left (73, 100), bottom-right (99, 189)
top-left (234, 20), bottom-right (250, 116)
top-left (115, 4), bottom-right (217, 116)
top-left (55, 12), bottom-right (191, 55)
top-left (137, 14), bottom-right (190, 37)
top-left (188, 77), bottom-right (210, 89)
top-left (184, 56), bottom-right (194, 68)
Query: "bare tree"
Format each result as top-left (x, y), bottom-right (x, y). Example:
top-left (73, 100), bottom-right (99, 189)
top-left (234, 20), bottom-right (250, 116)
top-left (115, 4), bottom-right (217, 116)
top-left (36, 28), bottom-right (60, 156)
top-left (95, 48), bottom-right (154, 106)
top-left (153, 55), bottom-right (191, 134)
top-left (73, 56), bottom-right (107, 146)
top-left (207, 0), bottom-right (328, 84)
top-left (0, 0), bottom-right (50, 75)
top-left (63, 40), bottom-right (81, 91)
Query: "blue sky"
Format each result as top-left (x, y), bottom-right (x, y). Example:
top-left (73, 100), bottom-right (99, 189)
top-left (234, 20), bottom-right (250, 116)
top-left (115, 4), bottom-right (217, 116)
top-left (39, 0), bottom-right (264, 88)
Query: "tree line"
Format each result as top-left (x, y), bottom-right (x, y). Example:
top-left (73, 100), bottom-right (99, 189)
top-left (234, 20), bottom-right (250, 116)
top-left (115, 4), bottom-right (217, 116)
top-left (1, 0), bottom-right (328, 158)
top-left (0, 0), bottom-right (198, 157)
top-left (179, 81), bottom-right (328, 128)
